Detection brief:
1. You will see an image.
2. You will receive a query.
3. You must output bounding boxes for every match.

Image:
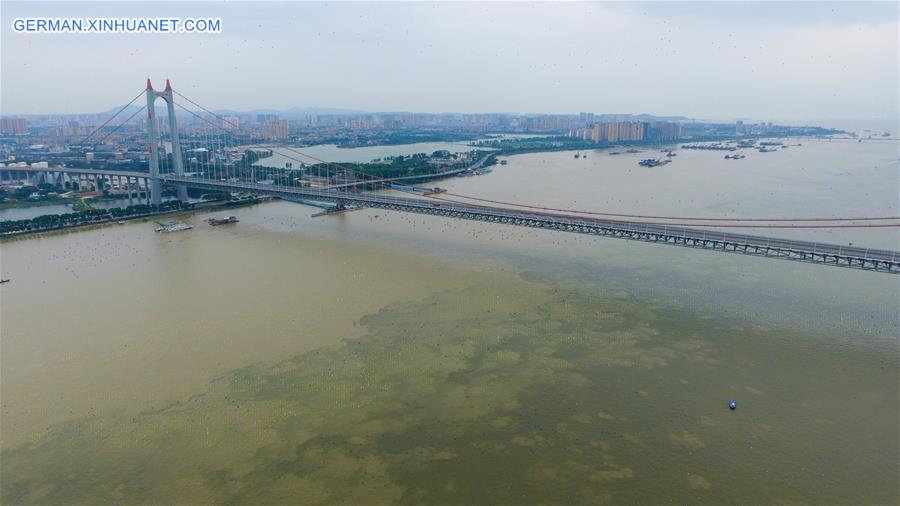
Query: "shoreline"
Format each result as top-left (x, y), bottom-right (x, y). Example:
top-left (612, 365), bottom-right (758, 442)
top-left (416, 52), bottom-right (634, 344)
top-left (0, 199), bottom-right (262, 240)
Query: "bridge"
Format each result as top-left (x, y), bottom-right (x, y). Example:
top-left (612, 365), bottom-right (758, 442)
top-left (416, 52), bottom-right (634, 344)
top-left (3, 79), bottom-right (899, 274)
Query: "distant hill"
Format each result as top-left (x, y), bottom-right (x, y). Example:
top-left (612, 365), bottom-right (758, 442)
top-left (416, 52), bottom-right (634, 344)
top-left (215, 107), bottom-right (369, 117)
top-left (52, 107), bottom-right (688, 122)
top-left (90, 105), bottom-right (368, 118)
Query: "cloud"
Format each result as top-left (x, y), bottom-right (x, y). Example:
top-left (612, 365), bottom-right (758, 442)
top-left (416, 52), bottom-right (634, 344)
top-left (1, 1), bottom-right (897, 122)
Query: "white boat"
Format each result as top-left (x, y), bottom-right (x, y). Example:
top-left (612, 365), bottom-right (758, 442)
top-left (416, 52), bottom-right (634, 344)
top-left (154, 220), bottom-right (193, 233)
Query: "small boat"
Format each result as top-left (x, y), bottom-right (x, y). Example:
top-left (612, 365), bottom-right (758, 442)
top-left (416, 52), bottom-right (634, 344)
top-left (423, 187), bottom-right (447, 196)
top-left (638, 158), bottom-right (671, 167)
top-left (116, 220), bottom-right (126, 225)
top-left (207, 216), bottom-right (239, 226)
top-left (574, 152), bottom-right (581, 159)
top-left (0, 279), bottom-right (10, 284)
top-left (609, 151), bottom-right (621, 155)
top-left (154, 220), bottom-right (193, 233)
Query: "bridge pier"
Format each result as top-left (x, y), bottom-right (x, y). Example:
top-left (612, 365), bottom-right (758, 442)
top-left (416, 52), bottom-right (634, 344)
top-left (146, 80), bottom-right (162, 206)
top-left (163, 81), bottom-right (188, 202)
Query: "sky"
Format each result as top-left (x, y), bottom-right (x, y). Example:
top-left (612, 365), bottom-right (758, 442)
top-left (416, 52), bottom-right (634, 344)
top-left (1, 1), bottom-right (898, 124)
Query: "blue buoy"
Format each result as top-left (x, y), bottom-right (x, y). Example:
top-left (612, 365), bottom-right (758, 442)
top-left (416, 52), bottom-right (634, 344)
top-left (729, 399), bottom-right (737, 410)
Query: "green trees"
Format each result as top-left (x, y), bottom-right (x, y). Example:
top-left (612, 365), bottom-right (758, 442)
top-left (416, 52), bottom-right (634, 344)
top-left (0, 201), bottom-right (184, 235)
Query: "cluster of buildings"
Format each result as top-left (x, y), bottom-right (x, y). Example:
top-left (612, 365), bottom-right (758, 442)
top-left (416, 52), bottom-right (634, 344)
top-left (568, 121), bottom-right (684, 143)
top-left (0, 118), bottom-right (28, 135)
top-left (735, 120), bottom-right (777, 136)
top-left (1, 109), bottom-right (693, 147)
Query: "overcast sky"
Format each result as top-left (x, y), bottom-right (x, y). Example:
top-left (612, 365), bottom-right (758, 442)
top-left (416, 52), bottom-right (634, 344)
top-left (1, 1), bottom-right (898, 124)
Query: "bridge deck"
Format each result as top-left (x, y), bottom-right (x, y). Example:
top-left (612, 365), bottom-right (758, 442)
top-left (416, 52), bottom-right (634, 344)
top-left (7, 166), bottom-right (897, 273)
top-left (164, 175), bottom-right (900, 274)
top-left (9, 167), bottom-right (149, 179)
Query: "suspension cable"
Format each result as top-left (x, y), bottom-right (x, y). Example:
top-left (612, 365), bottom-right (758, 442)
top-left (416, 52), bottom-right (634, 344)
top-left (171, 90), bottom-right (900, 226)
top-left (77, 89), bottom-right (145, 147)
top-left (439, 192), bottom-right (900, 222)
top-left (93, 105), bottom-right (147, 146)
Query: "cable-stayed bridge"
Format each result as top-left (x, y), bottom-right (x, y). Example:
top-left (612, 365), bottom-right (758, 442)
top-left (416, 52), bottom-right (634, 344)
top-left (5, 80), bottom-right (899, 274)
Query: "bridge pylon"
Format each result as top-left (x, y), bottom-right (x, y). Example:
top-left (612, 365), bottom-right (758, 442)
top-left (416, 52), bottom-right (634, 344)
top-left (145, 79), bottom-right (188, 205)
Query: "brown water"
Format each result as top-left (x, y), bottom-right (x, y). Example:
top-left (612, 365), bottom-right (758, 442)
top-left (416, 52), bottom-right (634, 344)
top-left (1, 140), bottom-right (898, 504)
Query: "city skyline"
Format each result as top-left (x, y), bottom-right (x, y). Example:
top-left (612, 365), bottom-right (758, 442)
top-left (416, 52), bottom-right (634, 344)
top-left (2, 1), bottom-right (898, 124)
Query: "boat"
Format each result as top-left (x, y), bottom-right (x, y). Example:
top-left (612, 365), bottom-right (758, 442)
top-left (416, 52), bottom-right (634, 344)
top-left (666, 151), bottom-right (677, 157)
top-left (724, 154), bottom-right (746, 160)
top-left (574, 152), bottom-right (581, 159)
top-left (625, 149), bottom-right (640, 153)
top-left (154, 220), bottom-right (193, 233)
top-left (423, 187), bottom-right (447, 196)
top-left (0, 279), bottom-right (10, 284)
top-left (638, 158), bottom-right (671, 167)
top-left (758, 147), bottom-right (777, 153)
top-left (116, 220), bottom-right (126, 224)
top-left (499, 160), bottom-right (508, 165)
top-left (207, 216), bottom-right (239, 226)
top-left (609, 151), bottom-right (621, 155)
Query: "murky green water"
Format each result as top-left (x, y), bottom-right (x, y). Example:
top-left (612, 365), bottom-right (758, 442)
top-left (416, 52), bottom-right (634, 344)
top-left (1, 140), bottom-right (898, 504)
top-left (2, 271), bottom-right (897, 504)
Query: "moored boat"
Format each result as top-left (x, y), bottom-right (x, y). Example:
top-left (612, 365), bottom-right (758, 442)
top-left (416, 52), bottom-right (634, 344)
top-left (207, 216), bottom-right (239, 226)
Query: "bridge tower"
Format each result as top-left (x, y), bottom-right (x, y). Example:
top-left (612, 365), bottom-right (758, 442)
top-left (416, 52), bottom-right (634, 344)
top-left (145, 78), bottom-right (188, 205)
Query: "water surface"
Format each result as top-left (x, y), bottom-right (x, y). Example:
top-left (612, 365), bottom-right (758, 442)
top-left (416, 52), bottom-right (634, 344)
top-left (1, 139), bottom-right (897, 504)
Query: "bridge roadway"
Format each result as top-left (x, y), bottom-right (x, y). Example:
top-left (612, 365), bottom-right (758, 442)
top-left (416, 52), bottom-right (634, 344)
top-left (7, 166), bottom-right (897, 273)
top-left (7, 166), bottom-right (148, 180)
top-left (161, 174), bottom-right (900, 274)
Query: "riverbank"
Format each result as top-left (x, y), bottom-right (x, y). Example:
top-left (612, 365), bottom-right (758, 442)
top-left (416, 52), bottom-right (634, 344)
top-left (0, 198), bottom-right (263, 239)
top-left (0, 197), bottom-right (73, 211)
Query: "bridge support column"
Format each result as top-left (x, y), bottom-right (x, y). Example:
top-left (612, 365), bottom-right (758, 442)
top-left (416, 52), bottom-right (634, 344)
top-left (145, 80), bottom-right (163, 206)
top-left (163, 80), bottom-right (188, 202)
top-left (127, 177), bottom-right (133, 205)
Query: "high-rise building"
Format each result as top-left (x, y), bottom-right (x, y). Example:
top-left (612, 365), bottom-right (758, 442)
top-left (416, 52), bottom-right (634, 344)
top-left (222, 116), bottom-right (240, 131)
top-left (263, 120), bottom-right (290, 140)
top-left (591, 122), bottom-right (603, 142)
top-left (0, 117), bottom-right (28, 135)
